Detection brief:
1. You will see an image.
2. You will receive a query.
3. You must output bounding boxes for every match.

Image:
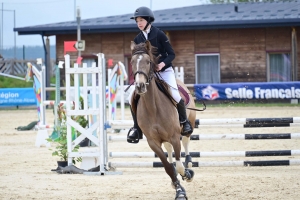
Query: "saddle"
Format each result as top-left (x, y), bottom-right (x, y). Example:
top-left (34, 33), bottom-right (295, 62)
top-left (130, 78), bottom-right (190, 116)
top-left (155, 78), bottom-right (190, 107)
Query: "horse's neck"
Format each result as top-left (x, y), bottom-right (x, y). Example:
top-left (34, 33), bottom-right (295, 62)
top-left (139, 79), bottom-right (161, 112)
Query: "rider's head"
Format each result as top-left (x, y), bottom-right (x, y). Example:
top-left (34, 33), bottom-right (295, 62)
top-left (130, 7), bottom-right (155, 31)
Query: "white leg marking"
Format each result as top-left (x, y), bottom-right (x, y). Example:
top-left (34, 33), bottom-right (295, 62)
top-left (176, 160), bottom-right (185, 176)
top-left (182, 136), bottom-right (190, 155)
top-left (163, 142), bottom-right (173, 163)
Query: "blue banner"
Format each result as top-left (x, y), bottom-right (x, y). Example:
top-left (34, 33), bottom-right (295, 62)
top-left (0, 88), bottom-right (37, 107)
top-left (194, 82), bottom-right (300, 100)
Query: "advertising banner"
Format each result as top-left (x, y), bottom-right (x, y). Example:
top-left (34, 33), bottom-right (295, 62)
top-left (194, 82), bottom-right (300, 100)
top-left (0, 88), bottom-right (37, 107)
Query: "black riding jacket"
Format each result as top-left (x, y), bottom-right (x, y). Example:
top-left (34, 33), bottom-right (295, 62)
top-left (133, 26), bottom-right (175, 72)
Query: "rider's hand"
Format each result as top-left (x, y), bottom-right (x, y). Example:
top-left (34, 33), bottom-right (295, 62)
top-left (156, 62), bottom-right (165, 71)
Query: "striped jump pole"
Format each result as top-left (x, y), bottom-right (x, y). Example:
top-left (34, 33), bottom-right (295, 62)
top-left (108, 132), bottom-right (300, 141)
top-left (107, 119), bottom-right (300, 129)
top-left (108, 159), bottom-right (300, 168)
top-left (109, 150), bottom-right (300, 158)
top-left (195, 117), bottom-right (300, 128)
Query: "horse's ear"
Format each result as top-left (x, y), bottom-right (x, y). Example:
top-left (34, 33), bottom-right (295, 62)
top-left (130, 41), bottom-right (136, 51)
top-left (145, 40), bottom-right (151, 51)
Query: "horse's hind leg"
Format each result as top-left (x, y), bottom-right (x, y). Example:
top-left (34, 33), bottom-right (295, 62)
top-left (182, 136), bottom-right (192, 168)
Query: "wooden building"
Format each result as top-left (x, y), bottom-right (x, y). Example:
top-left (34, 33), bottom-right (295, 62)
top-left (15, 1), bottom-right (300, 85)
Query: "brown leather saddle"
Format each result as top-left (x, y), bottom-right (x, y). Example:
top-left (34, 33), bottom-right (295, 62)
top-left (155, 79), bottom-right (190, 107)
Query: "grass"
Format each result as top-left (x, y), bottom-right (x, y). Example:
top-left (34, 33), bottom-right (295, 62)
top-left (0, 75), bottom-right (33, 88)
top-left (0, 75), bottom-right (57, 100)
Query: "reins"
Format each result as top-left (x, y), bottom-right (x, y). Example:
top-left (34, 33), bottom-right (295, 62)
top-left (126, 45), bottom-right (206, 112)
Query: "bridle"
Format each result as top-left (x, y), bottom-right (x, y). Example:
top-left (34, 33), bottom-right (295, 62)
top-left (132, 50), bottom-right (154, 85)
top-left (126, 47), bottom-right (207, 112)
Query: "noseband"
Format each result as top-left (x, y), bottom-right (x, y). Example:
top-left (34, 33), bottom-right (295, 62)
top-left (132, 50), bottom-right (153, 84)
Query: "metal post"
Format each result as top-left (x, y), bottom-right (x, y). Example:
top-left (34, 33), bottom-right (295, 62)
top-left (14, 10), bottom-right (16, 58)
top-left (23, 45), bottom-right (25, 59)
top-left (0, 7), bottom-right (16, 58)
top-left (46, 37), bottom-right (51, 100)
top-left (77, 6), bottom-right (81, 60)
top-left (74, 0), bottom-right (76, 20)
top-left (1, 3), bottom-right (3, 54)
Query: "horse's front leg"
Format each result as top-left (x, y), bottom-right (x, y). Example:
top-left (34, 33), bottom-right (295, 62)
top-left (182, 136), bottom-right (192, 168)
top-left (163, 142), bottom-right (173, 164)
top-left (171, 136), bottom-right (194, 183)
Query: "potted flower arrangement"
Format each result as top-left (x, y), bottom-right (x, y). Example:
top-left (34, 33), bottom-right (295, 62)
top-left (48, 97), bottom-right (88, 168)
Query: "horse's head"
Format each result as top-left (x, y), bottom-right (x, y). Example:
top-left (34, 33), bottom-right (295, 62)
top-left (130, 40), bottom-right (156, 95)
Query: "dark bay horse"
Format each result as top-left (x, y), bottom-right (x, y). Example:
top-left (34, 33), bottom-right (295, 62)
top-left (130, 40), bottom-right (195, 200)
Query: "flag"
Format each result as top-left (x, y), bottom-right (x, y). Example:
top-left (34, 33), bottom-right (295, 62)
top-left (76, 56), bottom-right (83, 64)
top-left (25, 63), bottom-right (33, 82)
top-left (64, 41), bottom-right (77, 55)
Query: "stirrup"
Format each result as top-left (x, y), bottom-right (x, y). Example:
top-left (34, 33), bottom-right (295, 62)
top-left (181, 120), bottom-right (193, 136)
top-left (127, 127), bottom-right (140, 144)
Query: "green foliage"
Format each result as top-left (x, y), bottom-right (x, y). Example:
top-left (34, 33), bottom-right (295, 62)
top-left (47, 100), bottom-right (88, 164)
top-left (49, 125), bottom-right (81, 163)
top-left (0, 76), bottom-right (33, 88)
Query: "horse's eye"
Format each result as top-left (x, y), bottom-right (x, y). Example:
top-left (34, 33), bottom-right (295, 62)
top-left (147, 61), bottom-right (150, 65)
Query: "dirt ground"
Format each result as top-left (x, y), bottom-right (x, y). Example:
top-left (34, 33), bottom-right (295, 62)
top-left (0, 106), bottom-right (300, 200)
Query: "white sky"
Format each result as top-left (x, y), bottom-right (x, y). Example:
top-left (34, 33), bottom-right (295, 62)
top-left (0, 0), bottom-right (208, 48)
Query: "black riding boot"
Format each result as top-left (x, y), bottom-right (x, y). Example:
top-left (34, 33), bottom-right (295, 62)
top-left (127, 106), bottom-right (143, 144)
top-left (177, 99), bottom-right (193, 136)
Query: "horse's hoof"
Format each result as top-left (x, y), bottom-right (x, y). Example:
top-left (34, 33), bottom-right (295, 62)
top-left (184, 155), bottom-right (192, 168)
top-left (175, 189), bottom-right (188, 200)
top-left (175, 195), bottom-right (188, 200)
top-left (173, 180), bottom-right (187, 200)
top-left (181, 169), bottom-right (194, 182)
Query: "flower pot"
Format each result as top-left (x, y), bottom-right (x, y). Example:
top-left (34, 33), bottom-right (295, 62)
top-left (57, 161), bottom-right (68, 168)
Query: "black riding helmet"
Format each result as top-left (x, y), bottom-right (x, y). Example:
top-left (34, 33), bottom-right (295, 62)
top-left (131, 7), bottom-right (155, 31)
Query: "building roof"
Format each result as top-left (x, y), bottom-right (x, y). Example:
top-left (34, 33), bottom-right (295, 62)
top-left (15, 1), bottom-right (300, 36)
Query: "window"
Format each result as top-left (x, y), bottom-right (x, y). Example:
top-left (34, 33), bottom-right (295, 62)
top-left (195, 54), bottom-right (220, 84)
top-left (267, 53), bottom-right (291, 82)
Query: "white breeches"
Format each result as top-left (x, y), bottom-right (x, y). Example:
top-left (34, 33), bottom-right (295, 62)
top-left (128, 67), bottom-right (181, 105)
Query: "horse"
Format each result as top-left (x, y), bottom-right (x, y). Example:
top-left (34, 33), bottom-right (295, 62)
top-left (130, 40), bottom-right (196, 200)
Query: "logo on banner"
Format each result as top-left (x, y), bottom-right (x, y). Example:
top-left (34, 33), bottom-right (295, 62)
top-left (202, 85), bottom-right (219, 100)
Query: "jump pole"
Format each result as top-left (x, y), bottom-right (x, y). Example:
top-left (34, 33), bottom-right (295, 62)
top-left (109, 150), bottom-right (300, 158)
top-left (107, 119), bottom-right (300, 129)
top-left (108, 159), bottom-right (300, 168)
top-left (108, 132), bottom-right (300, 141)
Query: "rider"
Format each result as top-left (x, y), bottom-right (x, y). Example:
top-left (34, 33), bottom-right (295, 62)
top-left (127, 6), bottom-right (193, 143)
